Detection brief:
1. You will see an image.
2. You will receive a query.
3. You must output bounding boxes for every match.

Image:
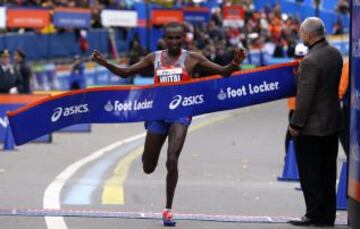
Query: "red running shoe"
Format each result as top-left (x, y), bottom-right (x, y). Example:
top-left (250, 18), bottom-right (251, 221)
top-left (162, 210), bottom-right (176, 227)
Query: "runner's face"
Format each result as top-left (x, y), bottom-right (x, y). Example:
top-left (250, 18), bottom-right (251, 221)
top-left (164, 27), bottom-right (184, 54)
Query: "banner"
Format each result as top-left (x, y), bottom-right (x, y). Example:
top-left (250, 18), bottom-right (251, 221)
top-left (101, 10), bottom-right (138, 27)
top-left (53, 8), bottom-right (91, 28)
top-left (151, 9), bottom-right (183, 25)
top-left (0, 7), bottom-right (6, 29)
top-left (223, 6), bottom-right (245, 27)
top-left (8, 62), bottom-right (298, 145)
top-left (184, 7), bottom-right (210, 23)
top-left (0, 95), bottom-right (51, 143)
top-left (7, 9), bottom-right (50, 28)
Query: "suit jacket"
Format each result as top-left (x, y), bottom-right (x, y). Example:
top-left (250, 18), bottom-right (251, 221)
top-left (16, 61), bottom-right (32, 94)
top-left (0, 64), bottom-right (21, 93)
top-left (290, 39), bottom-right (343, 136)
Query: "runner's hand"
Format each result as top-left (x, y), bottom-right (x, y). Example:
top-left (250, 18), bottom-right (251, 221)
top-left (91, 50), bottom-right (108, 66)
top-left (232, 47), bottom-right (247, 65)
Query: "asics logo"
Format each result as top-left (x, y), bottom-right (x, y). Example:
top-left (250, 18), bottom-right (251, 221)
top-left (169, 95), bottom-right (183, 110)
top-left (51, 104), bottom-right (89, 123)
top-left (169, 94), bottom-right (204, 110)
top-left (51, 107), bottom-right (63, 122)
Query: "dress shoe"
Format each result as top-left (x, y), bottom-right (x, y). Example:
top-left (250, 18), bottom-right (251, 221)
top-left (288, 216), bottom-right (316, 226)
top-left (289, 216), bottom-right (335, 227)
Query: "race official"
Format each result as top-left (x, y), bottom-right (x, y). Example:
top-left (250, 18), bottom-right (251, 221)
top-left (0, 49), bottom-right (21, 94)
top-left (288, 17), bottom-right (343, 227)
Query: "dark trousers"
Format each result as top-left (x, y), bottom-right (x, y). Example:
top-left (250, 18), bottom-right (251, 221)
top-left (285, 110), bottom-right (294, 153)
top-left (295, 134), bottom-right (338, 223)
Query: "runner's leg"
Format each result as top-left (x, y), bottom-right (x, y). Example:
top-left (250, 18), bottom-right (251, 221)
top-left (142, 131), bottom-right (167, 174)
top-left (165, 123), bottom-right (188, 209)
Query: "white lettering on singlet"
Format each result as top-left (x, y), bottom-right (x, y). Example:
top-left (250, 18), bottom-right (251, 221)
top-left (156, 68), bottom-right (183, 83)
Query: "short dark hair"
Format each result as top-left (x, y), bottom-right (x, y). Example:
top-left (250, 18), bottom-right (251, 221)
top-left (15, 49), bottom-right (26, 59)
top-left (164, 22), bottom-right (185, 34)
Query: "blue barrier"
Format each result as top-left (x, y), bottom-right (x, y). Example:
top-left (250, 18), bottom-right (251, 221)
top-left (0, 29), bottom-right (127, 60)
top-left (33, 63), bottom-right (132, 91)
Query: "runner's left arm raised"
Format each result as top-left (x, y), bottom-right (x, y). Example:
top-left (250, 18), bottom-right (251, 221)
top-left (190, 47), bottom-right (247, 77)
top-left (91, 50), bottom-right (154, 78)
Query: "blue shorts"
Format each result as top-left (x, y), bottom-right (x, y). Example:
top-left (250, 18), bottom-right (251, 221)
top-left (144, 117), bottom-right (192, 134)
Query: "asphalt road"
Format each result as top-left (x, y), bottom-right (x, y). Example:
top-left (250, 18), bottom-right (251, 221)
top-left (0, 100), bottom-right (349, 229)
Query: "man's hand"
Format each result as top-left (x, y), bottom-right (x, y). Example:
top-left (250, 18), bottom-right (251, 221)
top-left (288, 125), bottom-right (300, 137)
top-left (232, 47), bottom-right (247, 66)
top-left (91, 50), bottom-right (108, 66)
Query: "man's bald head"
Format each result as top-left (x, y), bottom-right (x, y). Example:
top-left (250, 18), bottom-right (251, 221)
top-left (300, 17), bottom-right (326, 46)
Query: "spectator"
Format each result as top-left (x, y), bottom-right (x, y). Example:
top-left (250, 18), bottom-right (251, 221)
top-left (273, 40), bottom-right (285, 57)
top-left (69, 55), bottom-right (86, 90)
top-left (286, 39), bottom-right (296, 57)
top-left (336, 0), bottom-right (350, 14)
top-left (128, 40), bottom-right (145, 66)
top-left (333, 17), bottom-right (344, 35)
top-left (14, 49), bottom-right (32, 94)
top-left (0, 49), bottom-right (21, 94)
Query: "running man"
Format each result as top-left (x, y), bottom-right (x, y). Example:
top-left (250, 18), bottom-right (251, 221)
top-left (91, 22), bottom-right (246, 226)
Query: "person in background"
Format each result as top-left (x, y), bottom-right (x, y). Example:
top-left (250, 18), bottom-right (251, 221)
top-left (0, 49), bottom-right (21, 94)
top-left (70, 55), bottom-right (86, 90)
top-left (14, 49), bottom-right (32, 94)
top-left (128, 40), bottom-right (146, 66)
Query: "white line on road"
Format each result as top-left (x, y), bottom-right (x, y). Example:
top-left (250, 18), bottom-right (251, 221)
top-left (43, 133), bottom-right (146, 229)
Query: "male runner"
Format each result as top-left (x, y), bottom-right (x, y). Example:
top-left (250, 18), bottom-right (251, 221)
top-left (91, 22), bottom-right (246, 226)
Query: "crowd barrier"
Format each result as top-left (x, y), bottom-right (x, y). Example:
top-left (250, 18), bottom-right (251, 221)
top-left (33, 62), bottom-right (131, 91)
top-left (0, 28), bottom-right (127, 60)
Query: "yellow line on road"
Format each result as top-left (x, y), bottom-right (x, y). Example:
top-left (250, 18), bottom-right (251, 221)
top-left (101, 147), bottom-right (143, 204)
top-left (101, 113), bottom-right (232, 205)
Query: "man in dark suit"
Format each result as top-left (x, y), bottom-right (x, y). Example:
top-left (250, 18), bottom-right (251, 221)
top-left (14, 49), bottom-right (32, 94)
top-left (0, 49), bottom-right (21, 94)
top-left (288, 17), bottom-right (343, 227)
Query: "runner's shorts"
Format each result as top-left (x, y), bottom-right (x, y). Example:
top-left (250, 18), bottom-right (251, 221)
top-left (144, 117), bottom-right (192, 134)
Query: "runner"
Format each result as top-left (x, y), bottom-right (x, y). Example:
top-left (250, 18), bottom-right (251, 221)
top-left (91, 22), bottom-right (246, 226)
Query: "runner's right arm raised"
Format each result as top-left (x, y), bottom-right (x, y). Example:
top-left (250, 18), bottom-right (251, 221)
top-left (190, 47), bottom-right (246, 77)
top-left (91, 50), bottom-right (154, 78)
